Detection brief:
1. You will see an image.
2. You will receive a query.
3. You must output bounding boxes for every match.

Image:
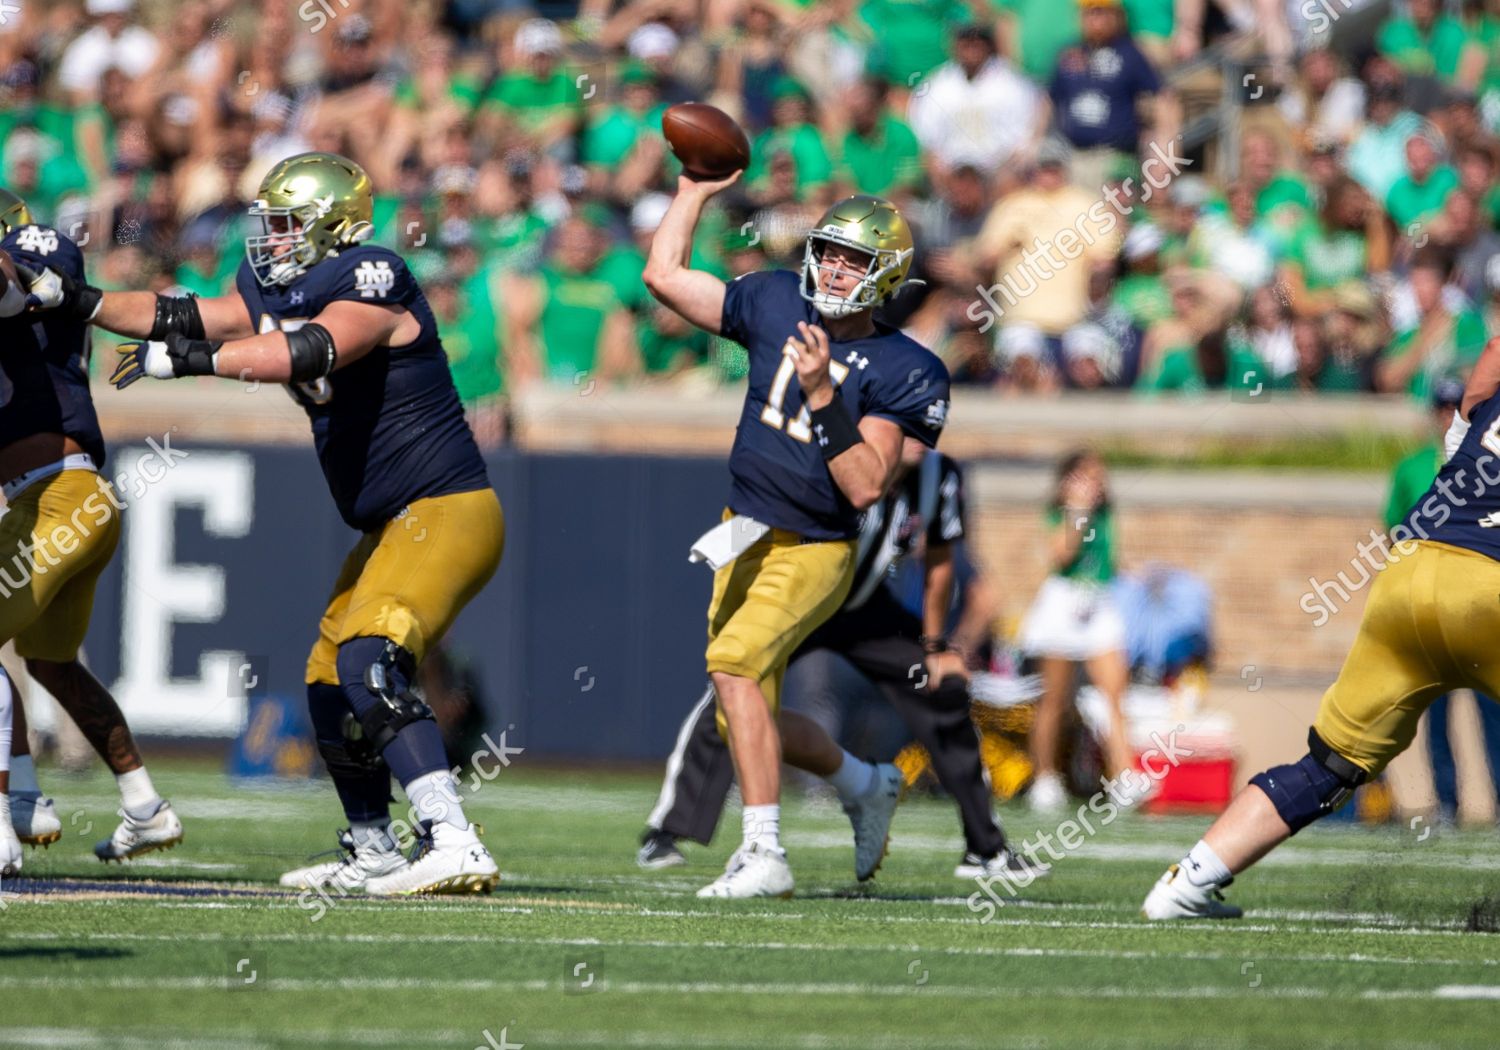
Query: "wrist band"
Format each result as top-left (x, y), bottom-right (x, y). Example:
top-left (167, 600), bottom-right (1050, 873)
top-left (809, 397), bottom-right (864, 460)
top-left (921, 636), bottom-right (950, 655)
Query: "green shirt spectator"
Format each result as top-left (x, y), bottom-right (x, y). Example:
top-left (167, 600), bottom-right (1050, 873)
top-left (1284, 219), bottom-right (1368, 291)
top-left (1385, 309), bottom-right (1487, 400)
top-left (1045, 505), bottom-right (1115, 583)
top-left (437, 271), bottom-right (506, 403)
top-left (746, 79), bottom-right (834, 196)
top-left (1386, 164), bottom-right (1458, 230)
top-left (993, 0), bottom-right (1081, 82)
top-left (1377, 10), bottom-right (1470, 82)
top-left (483, 69), bottom-right (583, 134)
top-left (860, 0), bottom-right (973, 86)
top-left (838, 111), bottom-right (923, 196)
top-left (1385, 443), bottom-right (1442, 530)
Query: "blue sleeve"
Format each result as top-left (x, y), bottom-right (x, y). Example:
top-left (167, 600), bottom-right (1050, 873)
top-left (324, 247), bottom-right (420, 310)
top-left (866, 351), bottom-right (951, 448)
top-left (1129, 43), bottom-right (1162, 95)
top-left (719, 270), bottom-right (781, 347)
top-left (3, 226), bottom-right (85, 281)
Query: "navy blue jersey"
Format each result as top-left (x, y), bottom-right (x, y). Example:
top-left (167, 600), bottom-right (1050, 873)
top-left (719, 270), bottom-right (951, 539)
top-left (235, 245), bottom-right (488, 531)
top-left (1404, 391), bottom-right (1500, 560)
top-left (0, 224), bottom-right (105, 468)
top-left (1050, 38), bottom-right (1162, 152)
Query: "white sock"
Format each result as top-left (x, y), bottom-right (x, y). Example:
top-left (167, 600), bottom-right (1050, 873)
top-left (826, 750), bottom-right (876, 802)
top-left (117, 767), bottom-right (162, 820)
top-left (9, 754), bottom-right (38, 795)
top-left (350, 819), bottom-right (396, 853)
top-left (0, 671), bottom-right (10, 778)
top-left (404, 770), bottom-right (469, 831)
top-left (742, 803), bottom-right (780, 851)
top-left (1181, 839), bottom-right (1232, 887)
top-left (0, 792), bottom-right (10, 828)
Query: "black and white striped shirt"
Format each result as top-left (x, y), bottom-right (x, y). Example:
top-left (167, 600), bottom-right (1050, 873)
top-left (844, 451), bottom-right (967, 611)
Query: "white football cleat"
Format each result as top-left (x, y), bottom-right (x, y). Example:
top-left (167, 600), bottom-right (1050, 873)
top-left (695, 842), bottom-right (794, 899)
top-left (11, 794), bottom-right (62, 847)
top-left (1029, 771), bottom-right (1067, 814)
top-left (1141, 864), bottom-right (1243, 920)
top-left (0, 811), bottom-right (21, 877)
top-left (844, 762), bottom-right (903, 881)
top-left (280, 828), bottom-right (410, 891)
top-left (95, 801), bottom-right (184, 862)
top-left (954, 848), bottom-right (1052, 881)
top-left (364, 822), bottom-right (498, 896)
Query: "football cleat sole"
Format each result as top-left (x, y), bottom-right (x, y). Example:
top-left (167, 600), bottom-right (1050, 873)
top-left (19, 830), bottom-right (62, 848)
top-left (386, 872), bottom-right (499, 896)
top-left (99, 835), bottom-right (184, 864)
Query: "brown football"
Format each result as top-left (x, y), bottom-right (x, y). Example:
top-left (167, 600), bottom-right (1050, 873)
top-left (661, 102), bottom-right (751, 179)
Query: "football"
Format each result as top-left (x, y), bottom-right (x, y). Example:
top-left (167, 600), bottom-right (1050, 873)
top-left (661, 101), bottom-right (751, 179)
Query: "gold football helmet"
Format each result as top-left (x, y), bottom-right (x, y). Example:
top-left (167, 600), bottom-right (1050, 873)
top-left (246, 152), bottom-right (375, 287)
top-left (800, 195), bottom-right (914, 318)
top-left (0, 188), bottom-right (34, 238)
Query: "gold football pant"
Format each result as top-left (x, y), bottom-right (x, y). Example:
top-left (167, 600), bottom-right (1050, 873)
top-left (305, 488), bottom-right (505, 685)
top-left (1314, 540), bottom-right (1500, 775)
top-left (704, 509), bottom-right (856, 736)
top-left (0, 469), bottom-right (120, 661)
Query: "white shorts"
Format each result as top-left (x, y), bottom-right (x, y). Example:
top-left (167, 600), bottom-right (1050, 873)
top-left (1018, 575), bottom-right (1126, 661)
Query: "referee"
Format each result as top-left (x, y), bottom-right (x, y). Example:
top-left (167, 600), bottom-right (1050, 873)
top-left (639, 440), bottom-right (1043, 880)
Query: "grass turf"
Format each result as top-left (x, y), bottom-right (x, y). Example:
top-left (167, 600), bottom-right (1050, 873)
top-left (2, 758), bottom-right (1498, 1049)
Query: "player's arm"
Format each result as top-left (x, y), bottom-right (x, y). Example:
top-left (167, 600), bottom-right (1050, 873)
top-left (642, 171), bottom-right (740, 334)
top-left (1451, 338), bottom-right (1500, 457)
top-left (23, 261), bottom-right (257, 341)
top-left (922, 541), bottom-right (968, 685)
top-left (109, 300), bottom-right (408, 389)
top-left (787, 320), bottom-right (903, 510)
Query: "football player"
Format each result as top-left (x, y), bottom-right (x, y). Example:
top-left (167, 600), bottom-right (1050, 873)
top-left (0, 189), bottom-right (183, 871)
top-left (644, 177), bottom-right (951, 898)
top-left (26, 154), bottom-right (504, 896)
top-left (639, 440), bottom-right (1048, 885)
top-left (1143, 338), bottom-right (1500, 919)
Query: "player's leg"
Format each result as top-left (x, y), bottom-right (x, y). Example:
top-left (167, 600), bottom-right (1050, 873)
top-left (332, 489), bottom-right (505, 896)
top-left (0, 667), bottom-right (20, 875)
top-left (1144, 543), bottom-right (1457, 919)
top-left (5, 677), bottom-right (59, 847)
top-left (698, 529), bottom-right (855, 898)
top-left (639, 685), bottom-right (735, 868)
top-left (281, 532), bottom-right (408, 891)
top-left (1472, 694), bottom-right (1500, 814)
top-left (5, 470), bottom-right (178, 860)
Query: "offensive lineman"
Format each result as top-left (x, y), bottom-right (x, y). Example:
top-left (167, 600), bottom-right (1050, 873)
top-left (644, 173), bottom-right (951, 898)
top-left (1143, 338), bottom-right (1500, 919)
top-left (26, 153), bottom-right (504, 896)
top-left (0, 189), bottom-right (182, 872)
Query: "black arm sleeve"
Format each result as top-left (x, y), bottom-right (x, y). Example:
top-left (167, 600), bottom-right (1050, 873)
top-left (149, 294), bottom-right (206, 341)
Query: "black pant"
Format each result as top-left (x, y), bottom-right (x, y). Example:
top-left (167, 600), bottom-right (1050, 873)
top-left (644, 589), bottom-right (1006, 858)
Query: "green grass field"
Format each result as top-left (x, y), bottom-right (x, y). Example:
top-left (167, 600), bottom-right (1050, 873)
top-left (2, 758), bottom-right (1499, 1049)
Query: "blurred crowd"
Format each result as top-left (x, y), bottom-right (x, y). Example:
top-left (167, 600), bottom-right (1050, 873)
top-left (10, 0), bottom-right (1500, 411)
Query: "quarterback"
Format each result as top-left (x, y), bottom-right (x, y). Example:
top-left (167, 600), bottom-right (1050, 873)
top-left (644, 175), bottom-right (951, 898)
top-left (0, 189), bottom-right (182, 873)
top-left (1144, 338), bottom-right (1500, 919)
top-left (27, 153), bottom-right (503, 896)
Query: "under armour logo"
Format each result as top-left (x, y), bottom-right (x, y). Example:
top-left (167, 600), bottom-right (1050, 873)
top-left (289, 291), bottom-right (305, 305)
top-left (470, 848), bottom-right (485, 863)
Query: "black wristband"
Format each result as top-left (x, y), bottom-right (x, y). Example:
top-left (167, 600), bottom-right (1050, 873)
top-left (149, 293), bottom-right (205, 341)
top-left (809, 397), bottom-right (864, 460)
top-left (921, 635), bottom-right (950, 655)
top-left (68, 278), bottom-right (102, 322)
top-left (165, 333), bottom-right (220, 376)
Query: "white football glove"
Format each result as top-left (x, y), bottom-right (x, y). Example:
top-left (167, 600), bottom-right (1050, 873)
top-left (1444, 411), bottom-right (1471, 462)
top-left (109, 341), bottom-right (175, 389)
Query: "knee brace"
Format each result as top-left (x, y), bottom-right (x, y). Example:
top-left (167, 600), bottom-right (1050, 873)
top-left (307, 681), bottom-right (386, 780)
top-left (1250, 728), bottom-right (1367, 834)
top-left (335, 639), bottom-right (434, 755)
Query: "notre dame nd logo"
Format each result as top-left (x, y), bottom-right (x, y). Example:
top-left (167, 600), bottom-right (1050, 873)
top-left (354, 260), bottom-right (395, 299)
top-left (15, 225), bottom-right (59, 255)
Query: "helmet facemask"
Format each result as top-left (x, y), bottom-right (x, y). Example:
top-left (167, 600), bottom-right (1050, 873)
top-left (800, 229), bottom-right (908, 319)
top-left (245, 197), bottom-right (372, 288)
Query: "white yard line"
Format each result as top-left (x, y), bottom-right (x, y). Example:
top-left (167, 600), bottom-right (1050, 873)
top-left (6, 929), bottom-right (1491, 969)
